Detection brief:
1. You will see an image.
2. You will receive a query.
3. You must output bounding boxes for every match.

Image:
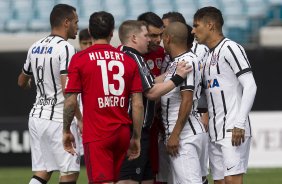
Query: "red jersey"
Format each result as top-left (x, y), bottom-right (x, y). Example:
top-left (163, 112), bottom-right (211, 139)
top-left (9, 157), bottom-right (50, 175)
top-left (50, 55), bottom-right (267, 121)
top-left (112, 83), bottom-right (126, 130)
top-left (143, 46), bottom-right (165, 77)
top-left (65, 44), bottom-right (142, 143)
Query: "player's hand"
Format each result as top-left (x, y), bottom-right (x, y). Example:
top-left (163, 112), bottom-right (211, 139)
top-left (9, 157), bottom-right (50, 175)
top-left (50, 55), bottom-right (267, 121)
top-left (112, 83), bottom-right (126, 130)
top-left (166, 133), bottom-right (180, 157)
top-left (176, 60), bottom-right (192, 78)
top-left (127, 138), bottom-right (141, 160)
top-left (231, 127), bottom-right (245, 146)
top-left (63, 131), bottom-right (77, 156)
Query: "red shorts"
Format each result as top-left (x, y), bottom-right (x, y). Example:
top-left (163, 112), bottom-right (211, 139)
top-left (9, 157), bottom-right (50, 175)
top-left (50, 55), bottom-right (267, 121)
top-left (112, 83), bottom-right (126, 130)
top-left (83, 125), bottom-right (130, 183)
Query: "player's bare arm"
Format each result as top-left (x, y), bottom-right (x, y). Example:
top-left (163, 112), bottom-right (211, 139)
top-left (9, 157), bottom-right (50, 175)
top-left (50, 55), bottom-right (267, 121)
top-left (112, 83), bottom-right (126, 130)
top-left (127, 92), bottom-right (144, 160)
top-left (145, 63), bottom-right (191, 100)
top-left (17, 71), bottom-right (32, 89)
top-left (166, 90), bottom-right (193, 157)
top-left (63, 92), bottom-right (78, 155)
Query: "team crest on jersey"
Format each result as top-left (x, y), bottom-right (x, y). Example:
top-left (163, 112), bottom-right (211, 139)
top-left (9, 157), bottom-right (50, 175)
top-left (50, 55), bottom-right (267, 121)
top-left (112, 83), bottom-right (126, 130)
top-left (146, 59), bottom-right (154, 70)
top-left (156, 58), bottom-right (162, 69)
top-left (142, 66), bottom-right (151, 76)
top-left (210, 53), bottom-right (219, 66)
top-left (168, 62), bottom-right (177, 74)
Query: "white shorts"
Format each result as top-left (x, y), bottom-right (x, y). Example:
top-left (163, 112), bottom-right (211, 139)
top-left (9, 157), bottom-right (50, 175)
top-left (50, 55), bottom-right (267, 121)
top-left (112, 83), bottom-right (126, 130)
top-left (200, 133), bottom-right (209, 177)
top-left (209, 137), bottom-right (251, 180)
top-left (29, 117), bottom-right (81, 172)
top-left (169, 133), bottom-right (208, 184)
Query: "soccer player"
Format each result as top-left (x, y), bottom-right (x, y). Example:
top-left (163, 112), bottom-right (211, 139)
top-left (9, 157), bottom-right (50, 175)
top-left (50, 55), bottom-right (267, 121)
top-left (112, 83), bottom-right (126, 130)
top-left (117, 20), bottom-right (191, 184)
top-left (17, 4), bottom-right (81, 184)
top-left (138, 12), bottom-right (165, 77)
top-left (161, 12), bottom-right (210, 184)
top-left (192, 6), bottom-right (257, 184)
top-left (161, 21), bottom-right (208, 184)
top-left (137, 12), bottom-right (166, 183)
top-left (63, 11), bottom-right (144, 184)
top-left (78, 28), bottom-right (92, 51)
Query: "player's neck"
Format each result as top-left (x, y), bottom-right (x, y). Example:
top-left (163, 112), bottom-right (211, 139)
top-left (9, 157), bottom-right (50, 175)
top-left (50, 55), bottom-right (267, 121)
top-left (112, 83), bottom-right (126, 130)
top-left (51, 31), bottom-right (67, 40)
top-left (170, 45), bottom-right (188, 59)
top-left (207, 33), bottom-right (224, 49)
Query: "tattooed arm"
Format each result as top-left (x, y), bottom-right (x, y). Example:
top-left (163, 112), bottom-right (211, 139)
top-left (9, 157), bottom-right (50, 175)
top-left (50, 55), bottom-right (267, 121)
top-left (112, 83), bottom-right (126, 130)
top-left (63, 92), bottom-right (78, 155)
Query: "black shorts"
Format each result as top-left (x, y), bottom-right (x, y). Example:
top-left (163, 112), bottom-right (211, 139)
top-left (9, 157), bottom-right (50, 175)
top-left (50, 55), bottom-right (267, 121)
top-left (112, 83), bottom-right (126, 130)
top-left (118, 128), bottom-right (154, 182)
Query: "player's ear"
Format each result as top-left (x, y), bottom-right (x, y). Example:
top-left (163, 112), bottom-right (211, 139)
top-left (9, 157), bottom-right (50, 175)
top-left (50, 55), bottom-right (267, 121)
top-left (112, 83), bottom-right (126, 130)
top-left (132, 34), bottom-right (137, 44)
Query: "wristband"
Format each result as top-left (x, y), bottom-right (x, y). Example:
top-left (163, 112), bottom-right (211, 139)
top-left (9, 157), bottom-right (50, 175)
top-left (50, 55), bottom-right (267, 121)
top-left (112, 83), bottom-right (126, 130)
top-left (170, 74), bottom-right (184, 86)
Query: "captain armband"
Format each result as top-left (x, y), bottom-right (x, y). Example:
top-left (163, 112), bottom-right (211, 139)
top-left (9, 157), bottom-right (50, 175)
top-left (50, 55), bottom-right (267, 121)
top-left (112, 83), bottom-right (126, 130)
top-left (170, 74), bottom-right (184, 87)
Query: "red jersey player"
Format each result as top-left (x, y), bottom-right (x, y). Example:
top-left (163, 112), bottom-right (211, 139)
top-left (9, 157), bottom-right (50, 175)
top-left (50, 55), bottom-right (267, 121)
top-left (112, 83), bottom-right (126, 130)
top-left (63, 11), bottom-right (144, 184)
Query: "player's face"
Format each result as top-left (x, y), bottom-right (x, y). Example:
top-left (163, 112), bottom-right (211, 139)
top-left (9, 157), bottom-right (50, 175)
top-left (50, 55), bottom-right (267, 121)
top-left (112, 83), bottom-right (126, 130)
top-left (162, 31), bottom-right (170, 54)
top-left (192, 19), bottom-right (209, 45)
top-left (67, 11), bottom-right (79, 39)
top-left (135, 26), bottom-right (150, 54)
top-left (147, 25), bottom-right (163, 51)
top-left (79, 39), bottom-right (92, 50)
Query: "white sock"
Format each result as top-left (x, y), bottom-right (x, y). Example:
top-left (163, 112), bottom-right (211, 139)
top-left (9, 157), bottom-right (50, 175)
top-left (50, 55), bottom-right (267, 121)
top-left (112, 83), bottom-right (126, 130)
top-left (29, 177), bottom-right (46, 184)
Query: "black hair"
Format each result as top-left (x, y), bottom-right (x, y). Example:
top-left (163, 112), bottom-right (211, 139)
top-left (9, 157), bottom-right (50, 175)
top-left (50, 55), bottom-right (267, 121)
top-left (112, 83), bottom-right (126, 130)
top-left (50, 4), bottom-right (76, 29)
top-left (79, 28), bottom-right (91, 41)
top-left (162, 12), bottom-right (186, 24)
top-left (194, 6), bottom-right (224, 27)
top-left (137, 12), bottom-right (163, 28)
top-left (89, 11), bottom-right (115, 39)
top-left (186, 24), bottom-right (194, 46)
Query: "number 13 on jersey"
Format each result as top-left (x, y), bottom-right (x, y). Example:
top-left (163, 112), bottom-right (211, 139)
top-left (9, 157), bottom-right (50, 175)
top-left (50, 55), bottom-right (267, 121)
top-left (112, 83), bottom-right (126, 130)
top-left (97, 60), bottom-right (125, 96)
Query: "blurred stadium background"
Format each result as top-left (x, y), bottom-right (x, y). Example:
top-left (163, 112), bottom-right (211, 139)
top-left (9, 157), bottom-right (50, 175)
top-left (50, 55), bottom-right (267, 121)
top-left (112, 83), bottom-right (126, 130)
top-left (0, 0), bottom-right (282, 183)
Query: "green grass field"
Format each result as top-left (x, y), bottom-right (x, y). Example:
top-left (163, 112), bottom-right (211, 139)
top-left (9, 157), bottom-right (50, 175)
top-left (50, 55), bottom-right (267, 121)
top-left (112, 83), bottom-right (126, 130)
top-left (0, 167), bottom-right (281, 184)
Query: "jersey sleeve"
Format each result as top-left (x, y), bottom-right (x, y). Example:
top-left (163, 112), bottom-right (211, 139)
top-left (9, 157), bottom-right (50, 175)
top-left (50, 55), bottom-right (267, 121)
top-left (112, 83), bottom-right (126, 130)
top-left (224, 42), bottom-right (252, 77)
top-left (65, 54), bottom-right (82, 93)
top-left (59, 43), bottom-right (76, 75)
top-left (22, 48), bottom-right (33, 76)
top-left (180, 59), bottom-right (195, 92)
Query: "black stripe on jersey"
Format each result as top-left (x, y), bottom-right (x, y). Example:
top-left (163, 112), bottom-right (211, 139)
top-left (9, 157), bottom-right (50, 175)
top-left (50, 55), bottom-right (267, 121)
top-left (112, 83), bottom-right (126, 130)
top-left (216, 40), bottom-right (230, 74)
top-left (31, 107), bottom-right (36, 117)
top-left (224, 57), bottom-right (234, 71)
top-left (236, 68), bottom-right (252, 77)
top-left (227, 45), bottom-right (242, 71)
top-left (49, 58), bottom-right (57, 120)
top-left (48, 36), bottom-right (56, 43)
top-left (194, 115), bottom-right (205, 132)
top-left (193, 43), bottom-right (198, 54)
top-left (65, 45), bottom-right (70, 69)
top-left (165, 98), bottom-right (171, 137)
top-left (192, 61), bottom-right (196, 87)
top-left (237, 44), bottom-right (251, 68)
top-left (40, 36), bottom-right (49, 43)
top-left (208, 50), bottom-right (213, 76)
top-left (210, 92), bottom-right (218, 141)
top-left (129, 51), bottom-right (154, 89)
top-left (39, 106), bottom-right (43, 118)
top-left (188, 118), bottom-right (196, 135)
top-left (248, 115), bottom-right (252, 136)
top-left (221, 90), bottom-right (227, 138)
top-left (57, 39), bottom-right (64, 44)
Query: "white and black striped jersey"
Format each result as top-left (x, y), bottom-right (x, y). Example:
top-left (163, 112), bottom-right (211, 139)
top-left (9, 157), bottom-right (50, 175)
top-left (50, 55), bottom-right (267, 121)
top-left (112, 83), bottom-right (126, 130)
top-left (22, 35), bottom-right (76, 122)
top-left (203, 38), bottom-right (252, 142)
top-left (120, 46), bottom-right (155, 128)
top-left (161, 51), bottom-right (206, 140)
top-left (192, 41), bottom-right (209, 65)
